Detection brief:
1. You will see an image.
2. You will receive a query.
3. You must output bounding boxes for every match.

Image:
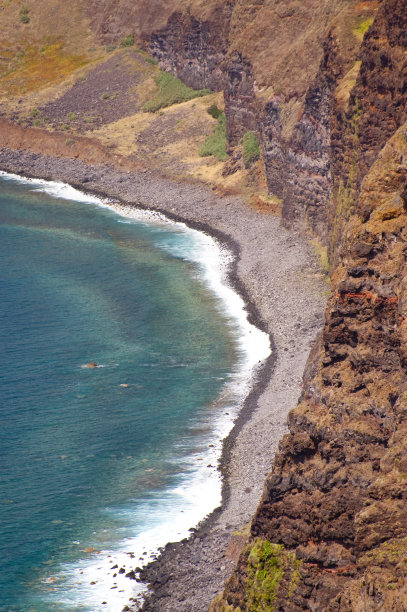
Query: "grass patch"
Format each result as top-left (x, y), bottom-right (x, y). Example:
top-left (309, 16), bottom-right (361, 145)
top-left (66, 111), bottom-right (77, 121)
top-left (246, 540), bottom-right (302, 611)
top-left (199, 111), bottom-right (228, 161)
top-left (0, 37), bottom-right (89, 96)
top-left (19, 6), bottom-right (30, 24)
top-left (353, 17), bottom-right (374, 40)
top-left (247, 541), bottom-right (284, 610)
top-left (311, 238), bottom-right (330, 273)
top-left (242, 131), bottom-right (260, 168)
top-left (143, 71), bottom-right (211, 113)
top-left (120, 35), bottom-right (134, 48)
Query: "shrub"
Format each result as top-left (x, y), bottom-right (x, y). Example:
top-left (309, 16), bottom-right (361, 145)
top-left (66, 112), bottom-right (77, 121)
top-left (106, 45), bottom-right (116, 53)
top-left (199, 111), bottom-right (228, 161)
top-left (145, 56), bottom-right (158, 65)
top-left (101, 92), bottom-right (118, 101)
top-left (242, 131), bottom-right (260, 167)
top-left (143, 71), bottom-right (211, 112)
top-left (353, 17), bottom-right (374, 39)
top-left (19, 7), bottom-right (30, 24)
top-left (30, 108), bottom-right (40, 118)
top-left (207, 104), bottom-right (222, 119)
top-left (120, 35), bottom-right (134, 48)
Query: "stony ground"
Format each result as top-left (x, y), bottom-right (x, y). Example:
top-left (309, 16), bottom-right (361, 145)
top-left (38, 49), bottom-right (156, 132)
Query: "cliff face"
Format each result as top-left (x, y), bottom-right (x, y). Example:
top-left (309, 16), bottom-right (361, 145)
top-left (134, 0), bottom-right (379, 237)
top-left (209, 0), bottom-right (407, 609)
top-left (213, 125), bottom-right (407, 612)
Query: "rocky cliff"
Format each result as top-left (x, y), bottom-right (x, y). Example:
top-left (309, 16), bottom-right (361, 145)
top-left (209, 0), bottom-right (407, 609)
top-left (138, 0), bottom-right (380, 237)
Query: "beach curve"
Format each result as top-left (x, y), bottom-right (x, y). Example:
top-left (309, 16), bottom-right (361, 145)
top-left (0, 147), bottom-right (327, 611)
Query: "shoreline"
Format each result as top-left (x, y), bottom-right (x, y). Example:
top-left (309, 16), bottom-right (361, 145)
top-left (0, 147), bottom-right (327, 611)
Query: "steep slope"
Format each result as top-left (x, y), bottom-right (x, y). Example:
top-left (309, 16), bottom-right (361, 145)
top-left (0, 0), bottom-right (380, 227)
top-left (212, 122), bottom-right (407, 610)
top-left (210, 0), bottom-right (407, 609)
top-left (139, 0), bottom-right (380, 236)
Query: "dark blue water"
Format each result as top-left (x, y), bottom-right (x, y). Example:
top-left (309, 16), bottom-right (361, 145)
top-left (0, 175), bottom-right (245, 611)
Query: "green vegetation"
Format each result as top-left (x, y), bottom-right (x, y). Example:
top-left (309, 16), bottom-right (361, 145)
top-left (353, 17), bottom-right (374, 40)
top-left (145, 55), bottom-right (159, 66)
top-left (216, 539), bottom-right (302, 611)
top-left (242, 131), bottom-right (260, 168)
top-left (66, 111), bottom-right (77, 121)
top-left (106, 45), bottom-right (116, 53)
top-left (199, 111), bottom-right (228, 161)
top-left (120, 34), bottom-right (134, 48)
top-left (311, 238), bottom-right (330, 274)
top-left (246, 540), bottom-right (284, 610)
top-left (29, 108), bottom-right (40, 118)
top-left (207, 103), bottom-right (222, 120)
top-left (143, 71), bottom-right (211, 113)
top-left (101, 91), bottom-right (118, 101)
top-left (19, 6), bottom-right (30, 24)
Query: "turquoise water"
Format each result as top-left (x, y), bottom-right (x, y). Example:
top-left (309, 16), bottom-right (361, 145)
top-left (0, 174), bottom-right (266, 611)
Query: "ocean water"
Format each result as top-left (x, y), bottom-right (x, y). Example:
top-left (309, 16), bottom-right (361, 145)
top-left (0, 173), bottom-right (270, 612)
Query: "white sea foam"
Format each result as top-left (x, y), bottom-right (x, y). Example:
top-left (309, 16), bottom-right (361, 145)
top-left (0, 171), bottom-right (103, 204)
top-left (2, 172), bottom-right (271, 611)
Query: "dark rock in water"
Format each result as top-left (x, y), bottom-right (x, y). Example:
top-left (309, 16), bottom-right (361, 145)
top-left (125, 570), bottom-right (136, 580)
top-left (84, 361), bottom-right (98, 368)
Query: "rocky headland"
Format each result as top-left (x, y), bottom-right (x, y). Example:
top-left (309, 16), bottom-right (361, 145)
top-left (2, 0), bottom-right (407, 610)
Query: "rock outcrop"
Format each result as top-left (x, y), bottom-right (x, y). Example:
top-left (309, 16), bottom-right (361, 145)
top-left (210, 0), bottom-right (407, 609)
top-left (136, 0), bottom-right (379, 237)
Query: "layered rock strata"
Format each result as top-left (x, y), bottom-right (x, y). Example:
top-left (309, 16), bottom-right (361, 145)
top-left (211, 118), bottom-right (407, 612)
top-left (210, 0), bottom-right (407, 608)
top-left (136, 0), bottom-right (379, 237)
